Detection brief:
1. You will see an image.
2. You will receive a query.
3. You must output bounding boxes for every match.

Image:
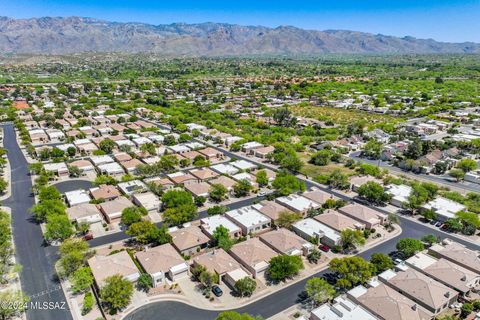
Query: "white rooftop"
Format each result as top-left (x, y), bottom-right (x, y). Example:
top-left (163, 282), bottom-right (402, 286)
top-left (226, 207), bottom-right (270, 228)
top-left (386, 184), bottom-right (412, 203)
top-left (90, 155), bottom-right (114, 166)
top-left (310, 296), bottom-right (378, 320)
top-left (405, 252), bottom-right (438, 270)
top-left (65, 189), bottom-right (91, 207)
top-left (200, 215), bottom-right (241, 237)
top-left (276, 194), bottom-right (320, 212)
top-left (230, 160), bottom-right (257, 170)
top-left (117, 180), bottom-right (147, 195)
top-left (169, 144), bottom-right (191, 153)
top-left (211, 163), bottom-right (239, 175)
top-left (423, 196), bottom-right (466, 219)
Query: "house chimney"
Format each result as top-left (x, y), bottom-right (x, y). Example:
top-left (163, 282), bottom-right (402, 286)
top-left (461, 275), bottom-right (466, 281)
top-left (412, 304), bottom-right (417, 311)
top-left (445, 292), bottom-right (450, 298)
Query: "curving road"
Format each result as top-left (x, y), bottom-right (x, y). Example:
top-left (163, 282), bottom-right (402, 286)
top-left (2, 124), bottom-right (72, 320)
top-left (125, 215), bottom-right (479, 320)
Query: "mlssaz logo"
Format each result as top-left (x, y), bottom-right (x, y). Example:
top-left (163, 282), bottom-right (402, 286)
top-left (27, 301), bottom-right (67, 310)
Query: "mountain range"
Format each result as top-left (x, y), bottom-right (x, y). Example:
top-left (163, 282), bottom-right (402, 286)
top-left (0, 16), bottom-right (479, 55)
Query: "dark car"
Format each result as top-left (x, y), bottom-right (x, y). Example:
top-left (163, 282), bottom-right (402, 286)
top-left (82, 233), bottom-right (94, 241)
top-left (319, 244), bottom-right (330, 252)
top-left (212, 285), bottom-right (223, 297)
top-left (435, 221), bottom-right (443, 227)
top-left (429, 220), bottom-right (436, 225)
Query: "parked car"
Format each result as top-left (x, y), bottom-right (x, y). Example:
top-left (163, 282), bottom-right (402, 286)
top-left (82, 233), bottom-right (94, 241)
top-left (212, 285), bottom-right (223, 297)
top-left (429, 220), bottom-right (437, 225)
top-left (393, 258), bottom-right (404, 265)
top-left (435, 221), bottom-right (443, 227)
top-left (319, 244), bottom-right (330, 252)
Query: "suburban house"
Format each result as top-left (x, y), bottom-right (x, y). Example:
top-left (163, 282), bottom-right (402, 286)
top-left (406, 252), bottom-right (480, 297)
top-left (209, 175), bottom-right (237, 192)
top-left (228, 238), bottom-right (278, 278)
top-left (184, 182), bottom-right (211, 198)
top-left (68, 159), bottom-right (96, 175)
top-left (385, 184), bottom-right (413, 208)
top-left (310, 296), bottom-right (378, 320)
top-left (348, 284), bottom-right (433, 320)
top-left (198, 147), bottom-right (224, 161)
top-left (275, 194), bottom-right (321, 215)
top-left (192, 249), bottom-right (246, 286)
top-left (131, 191), bottom-right (162, 213)
top-left (429, 239), bottom-right (480, 274)
top-left (253, 146), bottom-right (275, 158)
top-left (66, 203), bottom-right (103, 225)
top-left (170, 225), bottom-right (210, 256)
top-left (225, 207), bottom-right (271, 236)
top-left (421, 197), bottom-right (466, 221)
top-left (97, 196), bottom-right (134, 223)
top-left (210, 163), bottom-right (239, 176)
top-left (241, 141), bottom-right (264, 154)
top-left (314, 209), bottom-right (366, 232)
top-left (189, 167), bottom-right (219, 181)
top-left (135, 244), bottom-right (190, 287)
top-left (167, 171), bottom-right (198, 186)
top-left (200, 215), bottom-right (242, 239)
top-left (338, 204), bottom-right (386, 229)
top-left (117, 180), bottom-right (148, 196)
top-left (43, 162), bottom-right (70, 178)
top-left (88, 251), bottom-right (140, 287)
top-left (378, 268), bottom-right (458, 315)
top-left (97, 162), bottom-right (125, 177)
top-left (292, 218), bottom-right (341, 247)
top-left (259, 229), bottom-right (313, 256)
top-left (251, 200), bottom-right (292, 224)
top-left (64, 189), bottom-right (91, 207)
top-left (350, 176), bottom-right (382, 192)
top-left (302, 188), bottom-right (337, 206)
top-left (89, 184), bottom-right (121, 202)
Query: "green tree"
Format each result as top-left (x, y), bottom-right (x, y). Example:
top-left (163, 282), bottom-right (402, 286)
top-left (456, 210), bottom-right (480, 228)
top-left (81, 292), bottom-right (94, 315)
top-left (421, 234), bottom-right (439, 245)
top-left (267, 255), bottom-right (304, 282)
top-left (273, 107), bottom-right (297, 127)
top-left (207, 205), bottom-right (227, 216)
top-left (137, 273), bottom-right (153, 292)
top-left (396, 238), bottom-right (424, 258)
top-left (370, 253), bottom-right (393, 273)
top-left (255, 170), bottom-right (269, 187)
top-left (362, 139), bottom-right (383, 159)
top-left (58, 238), bottom-right (90, 277)
top-left (162, 204), bottom-right (198, 226)
top-left (71, 267), bottom-right (94, 293)
top-left (31, 199), bottom-right (66, 221)
top-left (93, 175), bottom-right (117, 186)
top-left (121, 206), bottom-right (145, 226)
top-left (100, 274), bottom-right (134, 313)
top-left (233, 179), bottom-right (253, 197)
top-left (444, 218), bottom-right (463, 233)
top-left (305, 277), bottom-right (335, 306)
top-left (235, 277), bottom-right (257, 297)
top-left (158, 154), bottom-right (179, 172)
top-left (449, 168), bottom-right (465, 181)
top-left (126, 221), bottom-right (172, 245)
top-left (272, 171), bottom-right (305, 196)
top-left (212, 225), bottom-right (234, 251)
top-left (340, 229), bottom-right (365, 252)
top-left (307, 249), bottom-right (322, 264)
top-left (38, 185), bottom-right (62, 201)
top-left (209, 183), bottom-right (229, 202)
top-left (323, 169), bottom-right (348, 190)
top-left (421, 209), bottom-right (437, 222)
top-left (0, 177), bottom-right (8, 194)
top-left (44, 214), bottom-right (74, 242)
top-left (461, 303), bottom-right (474, 318)
top-left (161, 190), bottom-right (193, 208)
top-left (99, 138), bottom-right (116, 154)
top-left (310, 150), bottom-right (333, 166)
top-left (456, 158), bottom-right (477, 172)
top-left (329, 257), bottom-right (376, 289)
top-left (356, 163), bottom-right (382, 177)
top-left (276, 211), bottom-right (302, 229)
top-left (357, 181), bottom-right (391, 205)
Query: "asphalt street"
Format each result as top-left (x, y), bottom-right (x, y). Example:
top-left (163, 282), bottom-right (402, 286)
top-left (4, 117), bottom-right (479, 320)
top-left (349, 151), bottom-right (480, 194)
top-left (124, 120), bottom-right (480, 320)
top-left (2, 124), bottom-right (72, 320)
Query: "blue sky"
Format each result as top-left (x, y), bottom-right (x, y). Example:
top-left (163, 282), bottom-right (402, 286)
top-left (1, 0), bottom-right (479, 42)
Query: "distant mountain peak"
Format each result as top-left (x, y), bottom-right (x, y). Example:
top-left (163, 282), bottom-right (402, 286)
top-left (0, 16), bottom-right (478, 55)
